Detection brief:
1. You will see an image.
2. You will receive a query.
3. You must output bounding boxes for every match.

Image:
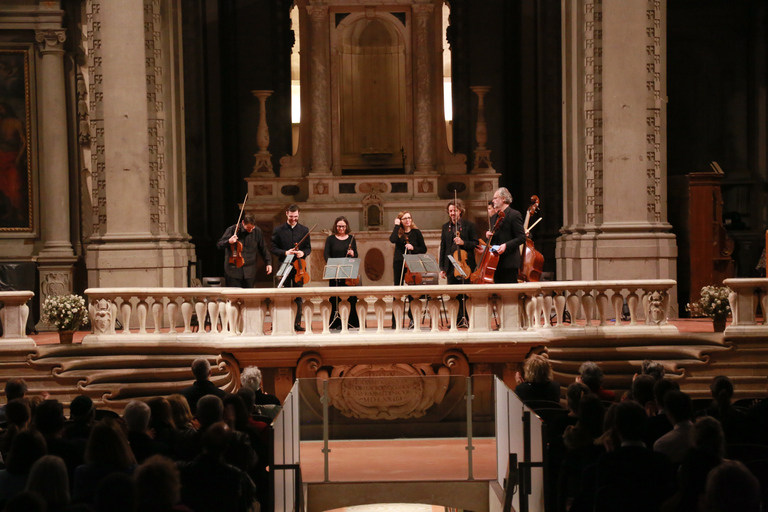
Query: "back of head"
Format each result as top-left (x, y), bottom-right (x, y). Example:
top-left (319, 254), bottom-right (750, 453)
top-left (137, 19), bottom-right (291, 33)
top-left (26, 454), bottom-right (70, 509)
top-left (123, 400), bottom-right (151, 433)
top-left (5, 398), bottom-right (30, 427)
top-left (85, 419), bottom-right (136, 469)
top-left (240, 365), bottom-right (263, 391)
top-left (4, 491), bottom-right (47, 512)
top-left (566, 382), bottom-right (590, 414)
top-left (69, 395), bottom-right (95, 422)
top-left (167, 394), bottom-right (193, 429)
top-left (663, 390), bottom-right (693, 424)
top-left (94, 472), bottom-right (136, 512)
top-left (631, 374), bottom-right (656, 407)
top-left (710, 375), bottom-right (734, 412)
top-left (640, 360), bottom-right (665, 381)
top-left (202, 421), bottom-right (232, 457)
top-left (34, 399), bottom-right (66, 436)
top-left (135, 455), bottom-right (181, 512)
top-left (653, 378), bottom-right (680, 409)
top-left (614, 400), bottom-right (647, 443)
top-left (693, 416), bottom-right (726, 460)
top-left (6, 428), bottom-right (47, 475)
top-left (236, 388), bottom-right (256, 413)
top-left (196, 394), bottom-right (224, 428)
top-left (705, 460), bottom-right (761, 512)
top-left (191, 357), bottom-right (211, 381)
top-left (579, 361), bottom-right (604, 391)
top-left (147, 397), bottom-right (175, 430)
top-left (4, 378), bottom-right (27, 401)
top-left (223, 394), bottom-right (249, 431)
top-left (523, 354), bottom-right (553, 384)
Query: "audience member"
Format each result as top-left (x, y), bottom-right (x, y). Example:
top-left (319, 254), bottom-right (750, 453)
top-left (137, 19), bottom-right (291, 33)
top-left (704, 460), bottom-right (761, 512)
top-left (564, 394), bottom-right (605, 451)
top-left (745, 374), bottom-right (768, 445)
top-left (179, 358), bottom-right (226, 414)
top-left (25, 455), bottom-right (70, 512)
top-left (167, 394), bottom-right (196, 432)
top-left (593, 400), bottom-right (675, 512)
top-left (135, 455), bottom-right (193, 512)
top-left (630, 374), bottom-right (656, 412)
top-left (93, 472), bottom-right (136, 512)
top-left (640, 360), bottom-right (665, 381)
top-left (240, 366), bottom-right (281, 407)
top-left (514, 354), bottom-right (561, 403)
top-left (698, 375), bottom-right (748, 443)
top-left (653, 390), bottom-right (694, 464)
top-left (646, 378), bottom-right (679, 447)
top-left (577, 362), bottom-right (615, 402)
top-left (147, 397), bottom-right (180, 451)
top-left (177, 422), bottom-right (258, 512)
top-left (0, 429), bottom-right (47, 507)
top-left (124, 400), bottom-right (172, 463)
top-left (64, 395), bottom-right (95, 443)
top-left (0, 399), bottom-right (30, 462)
top-left (0, 379), bottom-right (27, 423)
top-left (3, 490), bottom-right (47, 512)
top-left (72, 419), bottom-right (137, 505)
top-left (35, 400), bottom-right (86, 483)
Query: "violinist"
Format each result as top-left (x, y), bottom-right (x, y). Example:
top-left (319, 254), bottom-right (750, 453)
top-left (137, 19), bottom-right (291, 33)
top-left (324, 216), bottom-right (359, 330)
top-left (389, 211), bottom-right (426, 328)
top-left (487, 187), bottom-right (526, 284)
top-left (271, 205), bottom-right (312, 332)
top-left (439, 199), bottom-right (478, 284)
top-left (217, 213), bottom-right (272, 288)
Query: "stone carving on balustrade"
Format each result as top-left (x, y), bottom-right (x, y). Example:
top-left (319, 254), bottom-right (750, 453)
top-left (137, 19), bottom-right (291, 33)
top-left (89, 298), bottom-right (117, 335)
top-left (645, 290), bottom-right (667, 325)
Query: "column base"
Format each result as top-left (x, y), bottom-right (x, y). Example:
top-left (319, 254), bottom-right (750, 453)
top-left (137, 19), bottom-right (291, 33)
top-left (85, 240), bottom-right (196, 288)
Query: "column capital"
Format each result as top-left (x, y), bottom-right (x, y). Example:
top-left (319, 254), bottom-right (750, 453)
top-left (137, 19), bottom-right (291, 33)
top-left (35, 29), bottom-right (66, 53)
top-left (306, 4), bottom-right (329, 21)
top-left (412, 3), bottom-right (435, 17)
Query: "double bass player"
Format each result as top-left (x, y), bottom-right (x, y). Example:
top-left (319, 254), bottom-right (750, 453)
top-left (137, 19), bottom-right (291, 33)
top-left (487, 187), bottom-right (527, 283)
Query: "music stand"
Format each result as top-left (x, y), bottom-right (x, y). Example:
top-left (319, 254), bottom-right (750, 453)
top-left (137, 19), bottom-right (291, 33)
top-left (323, 258), bottom-right (361, 329)
top-left (276, 254), bottom-right (295, 289)
top-left (446, 255), bottom-right (469, 328)
top-left (403, 254), bottom-right (439, 284)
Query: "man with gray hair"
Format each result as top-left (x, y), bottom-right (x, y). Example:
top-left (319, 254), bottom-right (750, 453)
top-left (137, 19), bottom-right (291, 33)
top-left (180, 357), bottom-right (226, 414)
top-left (240, 366), bottom-right (280, 407)
top-left (487, 187), bottom-right (526, 284)
top-left (124, 400), bottom-right (171, 463)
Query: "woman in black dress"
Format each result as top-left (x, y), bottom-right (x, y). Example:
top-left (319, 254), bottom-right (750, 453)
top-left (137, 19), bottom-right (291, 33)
top-left (324, 216), bottom-right (359, 329)
top-left (389, 211), bottom-right (427, 327)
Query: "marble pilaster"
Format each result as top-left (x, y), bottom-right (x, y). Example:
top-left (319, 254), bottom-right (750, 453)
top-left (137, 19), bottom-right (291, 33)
top-left (556, 0), bottom-right (677, 310)
top-left (307, 4), bottom-right (332, 175)
top-left (412, 3), bottom-right (435, 174)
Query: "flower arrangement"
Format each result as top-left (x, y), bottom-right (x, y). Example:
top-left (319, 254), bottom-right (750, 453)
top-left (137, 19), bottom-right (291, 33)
top-left (685, 285), bottom-right (731, 319)
top-left (42, 294), bottom-right (88, 332)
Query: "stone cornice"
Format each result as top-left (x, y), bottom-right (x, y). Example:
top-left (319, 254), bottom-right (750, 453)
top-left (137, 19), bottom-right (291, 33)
top-left (0, 7), bottom-right (64, 31)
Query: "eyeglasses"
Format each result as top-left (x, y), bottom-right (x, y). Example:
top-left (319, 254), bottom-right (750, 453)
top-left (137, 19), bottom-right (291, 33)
top-left (401, 216), bottom-right (412, 220)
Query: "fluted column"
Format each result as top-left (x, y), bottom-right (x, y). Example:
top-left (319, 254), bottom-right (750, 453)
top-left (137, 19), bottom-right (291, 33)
top-left (412, 3), bottom-right (435, 174)
top-left (307, 4), bottom-right (332, 175)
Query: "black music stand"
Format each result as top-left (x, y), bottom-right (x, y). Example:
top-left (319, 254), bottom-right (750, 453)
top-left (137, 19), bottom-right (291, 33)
top-left (323, 258), bottom-right (361, 329)
top-left (402, 254), bottom-right (444, 327)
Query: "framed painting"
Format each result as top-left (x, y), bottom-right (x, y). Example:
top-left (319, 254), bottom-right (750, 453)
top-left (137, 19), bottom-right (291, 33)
top-left (0, 48), bottom-right (32, 232)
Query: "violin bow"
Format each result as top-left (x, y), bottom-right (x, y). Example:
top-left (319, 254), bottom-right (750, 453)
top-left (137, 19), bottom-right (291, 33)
top-left (235, 193), bottom-right (248, 230)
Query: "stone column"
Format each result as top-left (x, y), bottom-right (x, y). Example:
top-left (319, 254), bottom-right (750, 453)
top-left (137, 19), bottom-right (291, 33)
top-left (35, 29), bottom-right (77, 329)
top-left (470, 86), bottom-right (495, 173)
top-left (307, 4), bottom-right (332, 175)
top-left (412, 3), bottom-right (435, 174)
top-left (251, 90), bottom-right (275, 177)
top-left (556, 0), bottom-right (677, 308)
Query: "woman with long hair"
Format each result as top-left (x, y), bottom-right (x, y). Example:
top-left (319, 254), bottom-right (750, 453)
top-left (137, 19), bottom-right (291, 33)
top-left (389, 211), bottom-right (426, 328)
top-left (324, 215), bottom-right (360, 329)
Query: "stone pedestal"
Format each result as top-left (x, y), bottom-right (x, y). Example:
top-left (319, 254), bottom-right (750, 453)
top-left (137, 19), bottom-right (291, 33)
top-left (556, 0), bottom-right (678, 311)
top-left (251, 90), bottom-right (275, 177)
top-left (470, 86), bottom-right (495, 174)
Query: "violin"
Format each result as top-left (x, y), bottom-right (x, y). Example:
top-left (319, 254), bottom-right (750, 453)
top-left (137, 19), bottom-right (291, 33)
top-left (345, 235), bottom-right (360, 286)
top-left (450, 191), bottom-right (471, 280)
top-left (291, 224), bottom-right (316, 284)
top-left (470, 210), bottom-right (505, 284)
top-left (229, 193), bottom-right (248, 268)
top-left (519, 195), bottom-right (545, 282)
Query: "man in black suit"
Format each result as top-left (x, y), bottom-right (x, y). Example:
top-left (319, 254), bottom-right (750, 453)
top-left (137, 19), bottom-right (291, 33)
top-left (217, 213), bottom-right (272, 288)
top-left (487, 187), bottom-right (526, 283)
top-left (271, 204), bottom-right (312, 332)
top-left (180, 357), bottom-right (227, 414)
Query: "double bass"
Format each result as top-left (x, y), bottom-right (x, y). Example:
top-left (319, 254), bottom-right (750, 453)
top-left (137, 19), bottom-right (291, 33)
top-left (519, 195), bottom-right (544, 282)
top-left (470, 210), bottom-right (505, 284)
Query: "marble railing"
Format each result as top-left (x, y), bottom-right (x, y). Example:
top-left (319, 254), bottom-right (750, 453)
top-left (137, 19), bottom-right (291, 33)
top-left (0, 291), bottom-right (34, 343)
top-left (723, 278), bottom-right (768, 333)
top-left (82, 280), bottom-right (677, 342)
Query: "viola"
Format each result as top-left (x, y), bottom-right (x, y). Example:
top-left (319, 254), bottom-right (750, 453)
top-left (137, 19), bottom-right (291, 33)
top-left (400, 233), bottom-right (422, 285)
top-left (291, 224), bottom-right (317, 284)
top-left (452, 221), bottom-right (471, 279)
top-left (519, 195), bottom-right (545, 282)
top-left (470, 210), bottom-right (505, 284)
top-left (228, 193), bottom-right (248, 268)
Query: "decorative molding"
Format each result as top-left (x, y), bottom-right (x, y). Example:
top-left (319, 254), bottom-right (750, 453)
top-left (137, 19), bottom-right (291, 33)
top-left (87, 0), bottom-right (106, 236)
top-left (583, 0), bottom-right (603, 226)
top-left (145, 0), bottom-right (166, 235)
top-left (34, 29), bottom-right (66, 53)
top-left (646, 0), bottom-right (662, 222)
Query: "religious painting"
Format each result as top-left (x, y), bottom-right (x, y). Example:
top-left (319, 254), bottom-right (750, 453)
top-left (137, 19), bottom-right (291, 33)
top-left (0, 49), bottom-right (32, 232)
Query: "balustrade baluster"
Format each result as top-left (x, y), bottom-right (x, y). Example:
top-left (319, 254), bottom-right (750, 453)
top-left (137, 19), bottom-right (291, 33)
top-left (611, 292), bottom-right (624, 326)
top-left (151, 300), bottom-right (163, 334)
top-left (582, 294), bottom-right (595, 326)
top-left (566, 293), bottom-right (580, 328)
top-left (626, 290), bottom-right (639, 325)
top-left (374, 297), bottom-right (386, 333)
top-left (137, 299), bottom-right (148, 334)
top-left (554, 294), bottom-right (566, 326)
top-left (167, 300), bottom-right (179, 334)
top-left (207, 302), bottom-right (219, 333)
top-left (121, 301), bottom-right (132, 334)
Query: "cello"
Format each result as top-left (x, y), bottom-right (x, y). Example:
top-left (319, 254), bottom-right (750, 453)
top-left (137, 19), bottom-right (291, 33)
top-left (228, 193), bottom-right (248, 268)
top-left (470, 210), bottom-right (505, 284)
top-left (519, 195), bottom-right (545, 282)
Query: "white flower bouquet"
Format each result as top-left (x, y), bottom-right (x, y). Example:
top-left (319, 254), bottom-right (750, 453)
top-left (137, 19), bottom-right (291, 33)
top-left (42, 294), bottom-right (88, 331)
top-left (685, 285), bottom-right (731, 319)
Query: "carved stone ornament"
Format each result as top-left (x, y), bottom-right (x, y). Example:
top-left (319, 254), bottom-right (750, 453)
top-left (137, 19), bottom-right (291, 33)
top-left (325, 363), bottom-right (447, 420)
top-left (646, 290), bottom-right (666, 325)
top-left (90, 298), bottom-right (116, 334)
top-left (35, 29), bottom-right (67, 51)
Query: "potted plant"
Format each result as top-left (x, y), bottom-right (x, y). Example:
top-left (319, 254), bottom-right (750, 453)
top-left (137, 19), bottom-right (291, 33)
top-left (41, 294), bottom-right (88, 343)
top-left (685, 285), bottom-right (732, 332)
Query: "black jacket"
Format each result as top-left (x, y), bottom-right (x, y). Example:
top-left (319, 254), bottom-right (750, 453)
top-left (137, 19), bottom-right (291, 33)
top-left (217, 224), bottom-right (271, 279)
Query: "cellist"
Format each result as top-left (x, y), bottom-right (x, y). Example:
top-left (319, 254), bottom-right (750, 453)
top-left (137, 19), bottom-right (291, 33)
top-left (439, 199), bottom-right (478, 323)
top-left (271, 204), bottom-right (312, 332)
top-left (487, 187), bottom-right (526, 283)
top-left (217, 213), bottom-right (272, 288)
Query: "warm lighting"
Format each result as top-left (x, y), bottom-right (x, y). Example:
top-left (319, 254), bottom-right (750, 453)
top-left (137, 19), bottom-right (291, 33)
top-left (291, 81), bottom-right (301, 124)
top-left (444, 79), bottom-right (452, 121)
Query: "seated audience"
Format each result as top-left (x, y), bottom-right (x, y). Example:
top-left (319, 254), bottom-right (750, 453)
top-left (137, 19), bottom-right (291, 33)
top-left (25, 455), bottom-right (72, 512)
top-left (640, 360), bottom-right (665, 381)
top-left (0, 429), bottom-right (47, 507)
top-left (697, 375), bottom-right (748, 443)
top-left (514, 354), bottom-right (561, 403)
top-left (135, 454), bottom-right (193, 512)
top-left (0, 379), bottom-right (27, 423)
top-left (93, 472), bottom-right (136, 512)
top-left (35, 399), bottom-right (86, 483)
top-left (0, 399), bottom-right (30, 462)
top-left (577, 362), bottom-right (615, 402)
top-left (704, 460), bottom-right (761, 512)
top-left (147, 397), bottom-right (181, 451)
top-left (653, 390), bottom-right (694, 465)
top-left (646, 378), bottom-right (679, 447)
top-left (564, 393), bottom-right (605, 451)
top-left (124, 400), bottom-right (172, 463)
top-left (72, 419), bottom-right (137, 505)
top-left (630, 374), bottom-right (656, 413)
top-left (3, 490), bottom-right (47, 512)
top-left (177, 422), bottom-right (258, 512)
top-left (180, 358), bottom-right (226, 414)
top-left (64, 395), bottom-right (96, 443)
top-left (240, 366), bottom-right (281, 407)
top-left (167, 394), bottom-right (196, 432)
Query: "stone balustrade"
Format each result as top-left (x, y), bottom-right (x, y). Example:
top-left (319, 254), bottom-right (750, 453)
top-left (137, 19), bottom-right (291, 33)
top-left (723, 278), bottom-right (768, 334)
top-left (0, 291), bottom-right (34, 344)
top-left (82, 280), bottom-right (678, 342)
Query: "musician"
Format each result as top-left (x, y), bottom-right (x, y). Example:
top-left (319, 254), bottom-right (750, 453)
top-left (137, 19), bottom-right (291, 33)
top-left (324, 216), bottom-right (359, 330)
top-left (389, 211), bottom-right (426, 328)
top-left (487, 187), bottom-right (526, 284)
top-left (439, 199), bottom-right (478, 284)
top-left (271, 205), bottom-right (312, 332)
top-left (217, 213), bottom-right (272, 288)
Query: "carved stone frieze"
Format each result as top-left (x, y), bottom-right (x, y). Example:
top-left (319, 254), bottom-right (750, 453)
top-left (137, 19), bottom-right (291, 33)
top-left (89, 298), bottom-right (117, 334)
top-left (584, 0), bottom-right (603, 226)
